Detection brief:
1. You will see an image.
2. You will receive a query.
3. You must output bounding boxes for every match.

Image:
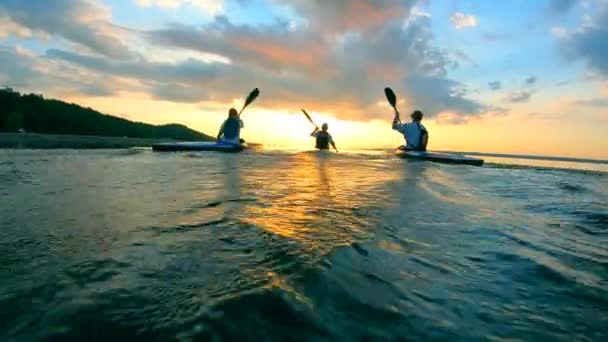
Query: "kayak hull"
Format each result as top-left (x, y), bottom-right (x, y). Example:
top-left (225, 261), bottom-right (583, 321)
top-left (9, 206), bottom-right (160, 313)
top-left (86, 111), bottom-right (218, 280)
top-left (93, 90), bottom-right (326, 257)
top-left (396, 150), bottom-right (484, 166)
top-left (152, 141), bottom-right (246, 152)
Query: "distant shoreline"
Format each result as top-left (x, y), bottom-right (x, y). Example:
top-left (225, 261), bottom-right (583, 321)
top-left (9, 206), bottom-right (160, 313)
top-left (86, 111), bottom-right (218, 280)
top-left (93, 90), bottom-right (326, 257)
top-left (3, 134), bottom-right (603, 163)
top-left (0, 132), bottom-right (192, 149)
top-left (437, 150), bottom-right (608, 165)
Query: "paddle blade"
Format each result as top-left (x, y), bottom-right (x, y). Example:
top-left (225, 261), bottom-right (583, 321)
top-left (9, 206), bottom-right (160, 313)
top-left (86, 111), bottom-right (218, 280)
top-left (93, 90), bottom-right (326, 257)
top-left (301, 109), bottom-right (318, 128)
top-left (384, 87), bottom-right (397, 108)
top-left (244, 88), bottom-right (260, 107)
top-left (239, 88), bottom-right (260, 114)
top-left (301, 108), bottom-right (314, 124)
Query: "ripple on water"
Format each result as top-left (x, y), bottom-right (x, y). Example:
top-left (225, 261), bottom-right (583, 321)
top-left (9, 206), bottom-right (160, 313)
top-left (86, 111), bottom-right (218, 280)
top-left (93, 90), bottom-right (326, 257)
top-left (1, 149), bottom-right (608, 341)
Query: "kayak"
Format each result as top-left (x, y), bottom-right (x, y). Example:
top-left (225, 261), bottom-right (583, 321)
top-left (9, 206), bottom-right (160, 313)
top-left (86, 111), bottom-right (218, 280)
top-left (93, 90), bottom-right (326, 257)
top-left (395, 149), bottom-right (484, 166)
top-left (152, 141), bottom-right (246, 152)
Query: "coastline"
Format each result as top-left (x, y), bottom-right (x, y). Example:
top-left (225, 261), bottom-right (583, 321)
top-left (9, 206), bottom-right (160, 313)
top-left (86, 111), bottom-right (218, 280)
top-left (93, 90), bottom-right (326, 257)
top-left (437, 150), bottom-right (608, 165)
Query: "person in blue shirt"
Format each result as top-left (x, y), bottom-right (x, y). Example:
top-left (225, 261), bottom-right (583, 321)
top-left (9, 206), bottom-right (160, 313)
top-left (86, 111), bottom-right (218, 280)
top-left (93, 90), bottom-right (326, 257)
top-left (392, 110), bottom-right (428, 151)
top-left (217, 108), bottom-right (244, 145)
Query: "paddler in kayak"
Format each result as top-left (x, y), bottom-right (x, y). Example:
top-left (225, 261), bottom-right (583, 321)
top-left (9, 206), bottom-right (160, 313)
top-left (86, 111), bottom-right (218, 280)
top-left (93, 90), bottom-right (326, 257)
top-left (392, 110), bottom-right (428, 151)
top-left (217, 107), bottom-right (244, 145)
top-left (311, 123), bottom-right (338, 152)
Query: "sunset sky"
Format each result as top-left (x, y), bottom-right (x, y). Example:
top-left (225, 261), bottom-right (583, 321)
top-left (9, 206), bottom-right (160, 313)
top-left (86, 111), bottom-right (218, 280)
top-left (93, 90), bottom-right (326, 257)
top-left (1, 0), bottom-right (607, 158)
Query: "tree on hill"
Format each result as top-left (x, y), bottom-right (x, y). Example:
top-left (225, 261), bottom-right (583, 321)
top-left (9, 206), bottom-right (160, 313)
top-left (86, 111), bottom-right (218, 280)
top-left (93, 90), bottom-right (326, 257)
top-left (0, 88), bottom-right (213, 141)
top-left (3, 112), bottom-right (23, 131)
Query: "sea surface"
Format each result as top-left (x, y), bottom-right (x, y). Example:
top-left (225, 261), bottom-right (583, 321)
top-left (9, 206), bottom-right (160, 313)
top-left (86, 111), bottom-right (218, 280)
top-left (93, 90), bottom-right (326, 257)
top-left (0, 148), bottom-right (607, 341)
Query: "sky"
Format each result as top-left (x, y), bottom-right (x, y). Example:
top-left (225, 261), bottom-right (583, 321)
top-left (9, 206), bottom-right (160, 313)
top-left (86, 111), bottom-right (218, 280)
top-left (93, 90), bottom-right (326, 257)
top-left (0, 0), bottom-right (607, 158)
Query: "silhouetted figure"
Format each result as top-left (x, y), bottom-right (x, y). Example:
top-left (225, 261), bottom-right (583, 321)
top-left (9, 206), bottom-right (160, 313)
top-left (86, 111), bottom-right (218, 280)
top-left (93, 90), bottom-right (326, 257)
top-left (311, 123), bottom-right (338, 152)
top-left (217, 107), bottom-right (244, 145)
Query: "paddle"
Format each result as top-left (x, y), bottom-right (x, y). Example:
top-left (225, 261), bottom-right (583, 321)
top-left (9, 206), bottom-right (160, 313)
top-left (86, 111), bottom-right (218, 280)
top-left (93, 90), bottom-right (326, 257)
top-left (238, 88), bottom-right (260, 116)
top-left (301, 108), bottom-right (318, 129)
top-left (384, 87), bottom-right (401, 124)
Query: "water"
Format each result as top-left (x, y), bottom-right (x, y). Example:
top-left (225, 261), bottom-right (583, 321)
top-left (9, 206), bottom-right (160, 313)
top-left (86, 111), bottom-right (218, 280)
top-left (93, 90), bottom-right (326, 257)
top-left (0, 149), bottom-right (607, 341)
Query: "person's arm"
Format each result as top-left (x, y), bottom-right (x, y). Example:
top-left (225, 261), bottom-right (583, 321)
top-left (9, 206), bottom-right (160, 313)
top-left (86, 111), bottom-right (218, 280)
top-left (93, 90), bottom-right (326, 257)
top-left (392, 112), bottom-right (401, 130)
top-left (217, 121), bottom-right (225, 141)
top-left (310, 127), bottom-right (319, 137)
top-left (393, 120), bottom-right (406, 133)
top-left (239, 119), bottom-right (244, 129)
top-left (329, 135), bottom-right (338, 152)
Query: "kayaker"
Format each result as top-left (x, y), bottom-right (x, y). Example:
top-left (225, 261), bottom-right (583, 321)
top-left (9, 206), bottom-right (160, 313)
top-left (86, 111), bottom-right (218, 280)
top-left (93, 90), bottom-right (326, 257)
top-left (392, 110), bottom-right (428, 151)
top-left (311, 123), bottom-right (338, 152)
top-left (217, 107), bottom-right (244, 145)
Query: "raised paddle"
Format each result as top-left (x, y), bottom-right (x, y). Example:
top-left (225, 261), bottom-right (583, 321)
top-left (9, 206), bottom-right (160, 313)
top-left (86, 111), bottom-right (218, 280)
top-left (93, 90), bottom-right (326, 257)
top-left (384, 87), bottom-right (401, 124)
top-left (301, 108), bottom-right (319, 129)
top-left (238, 88), bottom-right (260, 116)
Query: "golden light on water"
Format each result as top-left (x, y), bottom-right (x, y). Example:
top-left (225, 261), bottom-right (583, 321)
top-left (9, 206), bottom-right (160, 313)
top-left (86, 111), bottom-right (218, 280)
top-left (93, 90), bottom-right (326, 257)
top-left (238, 152), bottom-right (401, 253)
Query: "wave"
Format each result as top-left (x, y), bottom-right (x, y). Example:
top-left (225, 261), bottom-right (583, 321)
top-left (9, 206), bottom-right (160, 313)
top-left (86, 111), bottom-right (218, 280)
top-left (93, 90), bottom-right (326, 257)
top-left (438, 151), bottom-right (608, 165)
top-left (484, 161), bottom-right (608, 176)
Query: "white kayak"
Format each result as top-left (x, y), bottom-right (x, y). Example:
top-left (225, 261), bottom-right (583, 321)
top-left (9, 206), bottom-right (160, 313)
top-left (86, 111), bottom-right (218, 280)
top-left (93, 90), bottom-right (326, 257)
top-left (152, 141), bottom-right (246, 152)
top-left (395, 149), bottom-right (484, 166)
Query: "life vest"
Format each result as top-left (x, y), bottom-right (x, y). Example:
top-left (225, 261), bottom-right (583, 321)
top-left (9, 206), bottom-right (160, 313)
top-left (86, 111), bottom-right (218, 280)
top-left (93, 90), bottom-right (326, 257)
top-left (222, 117), bottom-right (240, 140)
top-left (315, 131), bottom-right (330, 150)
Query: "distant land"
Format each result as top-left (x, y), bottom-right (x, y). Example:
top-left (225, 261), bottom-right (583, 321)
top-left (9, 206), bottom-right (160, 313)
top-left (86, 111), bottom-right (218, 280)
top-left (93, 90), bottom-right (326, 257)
top-left (438, 151), bottom-right (608, 165)
top-left (0, 132), bottom-right (179, 149)
top-left (0, 88), bottom-right (213, 148)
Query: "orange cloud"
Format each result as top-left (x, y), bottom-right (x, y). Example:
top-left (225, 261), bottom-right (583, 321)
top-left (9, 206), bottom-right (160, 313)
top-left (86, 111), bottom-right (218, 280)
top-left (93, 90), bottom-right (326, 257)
top-left (337, 0), bottom-right (409, 33)
top-left (276, 0), bottom-right (413, 35)
top-left (232, 36), bottom-right (327, 69)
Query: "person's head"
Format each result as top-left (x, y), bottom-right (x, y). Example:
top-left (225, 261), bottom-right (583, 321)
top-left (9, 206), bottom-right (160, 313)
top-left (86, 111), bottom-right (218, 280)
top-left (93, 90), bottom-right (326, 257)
top-left (321, 123), bottom-right (328, 131)
top-left (228, 107), bottom-right (238, 118)
top-left (411, 110), bottom-right (423, 122)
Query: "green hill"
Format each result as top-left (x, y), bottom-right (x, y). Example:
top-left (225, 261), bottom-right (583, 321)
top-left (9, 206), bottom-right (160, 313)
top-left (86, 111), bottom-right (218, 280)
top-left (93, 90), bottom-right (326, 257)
top-left (0, 88), bottom-right (213, 141)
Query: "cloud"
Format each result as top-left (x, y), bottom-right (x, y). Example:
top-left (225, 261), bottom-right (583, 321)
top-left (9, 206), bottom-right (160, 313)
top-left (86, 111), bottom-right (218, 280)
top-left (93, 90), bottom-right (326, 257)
top-left (560, 2), bottom-right (608, 77)
top-left (525, 76), bottom-right (537, 86)
top-left (0, 47), bottom-right (121, 97)
top-left (575, 98), bottom-right (608, 107)
top-left (551, 26), bottom-right (568, 38)
top-left (499, 76), bottom-right (537, 102)
top-left (145, 18), bottom-right (328, 73)
top-left (410, 6), bottom-right (430, 18)
top-left (140, 11), bottom-right (490, 119)
top-left (0, 13), bottom-right (33, 39)
top-left (401, 74), bottom-right (488, 118)
top-left (449, 48), bottom-right (476, 67)
top-left (0, 49), bottom-right (44, 86)
top-left (488, 81), bottom-right (502, 91)
top-left (505, 90), bottom-right (532, 103)
top-left (2, 0), bottom-right (493, 123)
top-left (135, 0), bottom-right (224, 16)
top-left (450, 12), bottom-right (478, 30)
top-left (270, 0), bottom-right (417, 35)
top-left (45, 48), bottom-right (230, 87)
top-left (433, 111), bottom-right (474, 125)
top-left (14, 44), bottom-right (34, 58)
top-left (548, 0), bottom-right (578, 15)
top-left (80, 83), bottom-right (116, 96)
top-left (0, 0), bottom-right (133, 59)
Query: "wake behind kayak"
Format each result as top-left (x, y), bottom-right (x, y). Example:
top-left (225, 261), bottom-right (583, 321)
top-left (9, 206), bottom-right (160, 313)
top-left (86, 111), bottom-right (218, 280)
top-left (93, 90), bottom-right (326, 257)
top-left (152, 141), bottom-right (246, 152)
top-left (396, 149), bottom-right (484, 166)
